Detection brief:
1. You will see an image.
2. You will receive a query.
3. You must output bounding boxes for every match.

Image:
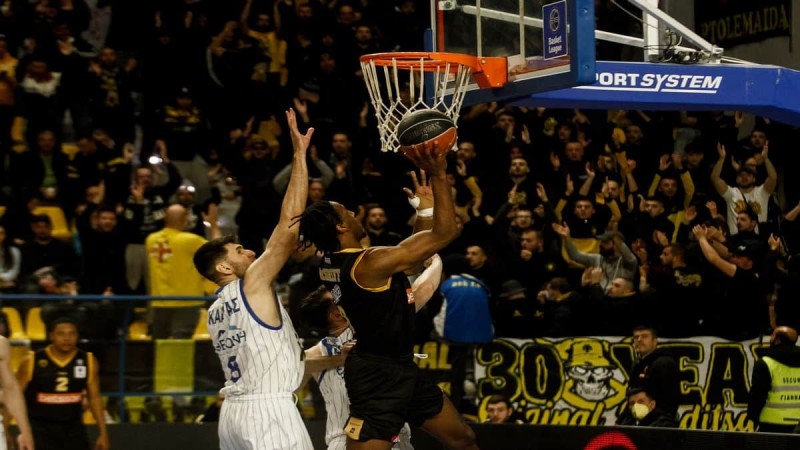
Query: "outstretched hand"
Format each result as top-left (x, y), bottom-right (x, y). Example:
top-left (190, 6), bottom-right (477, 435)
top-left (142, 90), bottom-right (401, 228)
top-left (402, 140), bottom-right (448, 176)
top-left (692, 224), bottom-right (708, 240)
top-left (402, 170), bottom-right (433, 210)
top-left (286, 108), bottom-right (314, 154)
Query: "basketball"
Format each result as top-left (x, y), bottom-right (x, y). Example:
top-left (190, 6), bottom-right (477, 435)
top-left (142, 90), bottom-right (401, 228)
top-left (396, 109), bottom-right (457, 153)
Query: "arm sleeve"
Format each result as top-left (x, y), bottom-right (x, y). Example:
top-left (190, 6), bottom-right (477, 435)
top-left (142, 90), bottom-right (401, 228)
top-left (271, 163), bottom-right (293, 193)
top-left (617, 239), bottom-right (639, 269)
top-left (680, 170), bottom-right (695, 209)
top-left (315, 160), bottom-right (335, 187)
top-left (566, 239), bottom-right (601, 267)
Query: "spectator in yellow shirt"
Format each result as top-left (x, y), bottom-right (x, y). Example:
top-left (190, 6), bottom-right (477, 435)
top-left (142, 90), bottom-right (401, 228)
top-left (145, 204), bottom-right (219, 338)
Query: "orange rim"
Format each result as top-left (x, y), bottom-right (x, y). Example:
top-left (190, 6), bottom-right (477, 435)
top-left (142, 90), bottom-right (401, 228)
top-left (360, 52), bottom-right (508, 89)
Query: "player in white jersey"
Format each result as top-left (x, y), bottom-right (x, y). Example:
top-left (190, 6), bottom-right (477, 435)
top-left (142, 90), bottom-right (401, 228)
top-left (301, 255), bottom-right (444, 450)
top-left (193, 109), bottom-right (315, 450)
top-left (0, 335), bottom-right (34, 450)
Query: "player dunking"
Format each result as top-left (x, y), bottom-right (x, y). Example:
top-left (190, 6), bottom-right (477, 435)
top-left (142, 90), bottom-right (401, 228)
top-left (297, 142), bottom-right (478, 449)
top-left (301, 254), bottom-right (444, 450)
top-left (192, 109), bottom-right (314, 450)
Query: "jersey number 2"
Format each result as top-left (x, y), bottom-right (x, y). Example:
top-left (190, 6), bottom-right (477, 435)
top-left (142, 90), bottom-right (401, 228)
top-left (55, 376), bottom-right (69, 392)
top-left (227, 356), bottom-right (242, 382)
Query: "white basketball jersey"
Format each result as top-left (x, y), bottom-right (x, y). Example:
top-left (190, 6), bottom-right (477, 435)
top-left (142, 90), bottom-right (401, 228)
top-left (208, 279), bottom-right (305, 397)
top-left (316, 328), bottom-right (354, 446)
top-left (316, 328), bottom-right (413, 450)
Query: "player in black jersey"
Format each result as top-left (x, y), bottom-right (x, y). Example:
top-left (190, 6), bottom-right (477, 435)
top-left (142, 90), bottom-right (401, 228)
top-left (16, 318), bottom-right (109, 450)
top-left (298, 142), bottom-right (478, 449)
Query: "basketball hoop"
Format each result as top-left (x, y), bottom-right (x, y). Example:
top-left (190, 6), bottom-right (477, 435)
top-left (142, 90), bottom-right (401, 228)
top-left (360, 52), bottom-right (507, 152)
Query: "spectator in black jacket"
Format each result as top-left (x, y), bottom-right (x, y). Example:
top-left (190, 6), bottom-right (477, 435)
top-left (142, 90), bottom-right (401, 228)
top-left (19, 214), bottom-right (78, 293)
top-left (121, 162), bottom-right (182, 293)
top-left (627, 325), bottom-right (680, 420)
top-left (616, 387), bottom-right (677, 428)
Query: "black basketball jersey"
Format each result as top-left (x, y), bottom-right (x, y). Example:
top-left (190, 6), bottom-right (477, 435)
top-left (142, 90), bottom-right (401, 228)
top-left (319, 248), bottom-right (416, 358)
top-left (25, 347), bottom-right (91, 422)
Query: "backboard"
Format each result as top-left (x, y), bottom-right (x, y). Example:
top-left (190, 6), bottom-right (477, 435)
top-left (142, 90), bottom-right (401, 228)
top-left (430, 0), bottom-right (596, 105)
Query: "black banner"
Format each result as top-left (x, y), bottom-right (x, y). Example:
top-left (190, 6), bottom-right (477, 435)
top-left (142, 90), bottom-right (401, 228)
top-left (695, 0), bottom-right (791, 48)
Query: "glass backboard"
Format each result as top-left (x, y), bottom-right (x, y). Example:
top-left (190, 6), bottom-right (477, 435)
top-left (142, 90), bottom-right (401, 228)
top-left (430, 0), bottom-right (596, 105)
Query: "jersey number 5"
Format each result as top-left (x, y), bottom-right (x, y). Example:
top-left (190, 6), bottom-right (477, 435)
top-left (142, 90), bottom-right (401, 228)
top-left (227, 356), bottom-right (242, 382)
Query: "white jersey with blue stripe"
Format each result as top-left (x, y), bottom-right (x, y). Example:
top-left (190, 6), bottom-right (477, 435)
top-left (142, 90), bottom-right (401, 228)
top-left (208, 279), bottom-right (305, 397)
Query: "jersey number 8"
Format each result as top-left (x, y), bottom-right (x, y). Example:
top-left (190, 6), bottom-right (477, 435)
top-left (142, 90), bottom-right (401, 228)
top-left (227, 356), bottom-right (242, 382)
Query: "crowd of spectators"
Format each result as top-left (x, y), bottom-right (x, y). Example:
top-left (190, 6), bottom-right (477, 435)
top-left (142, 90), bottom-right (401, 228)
top-left (0, 0), bottom-right (798, 345)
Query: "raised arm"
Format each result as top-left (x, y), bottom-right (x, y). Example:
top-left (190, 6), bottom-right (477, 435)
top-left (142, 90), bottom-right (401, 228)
top-left (239, 0), bottom-right (253, 33)
top-left (0, 338), bottom-right (33, 450)
top-left (245, 109), bottom-right (313, 287)
top-left (711, 142), bottom-right (729, 196)
top-left (761, 142), bottom-right (778, 194)
top-left (411, 254), bottom-right (443, 312)
top-left (693, 225), bottom-right (736, 278)
top-left (356, 143), bottom-right (457, 284)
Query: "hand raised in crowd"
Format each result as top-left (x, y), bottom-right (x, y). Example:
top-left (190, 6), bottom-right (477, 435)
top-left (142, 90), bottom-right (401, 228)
top-left (692, 224), bottom-right (708, 239)
top-left (549, 152), bottom-right (561, 171)
top-left (456, 159), bottom-right (468, 177)
top-left (552, 222), bottom-right (570, 238)
top-left (403, 169), bottom-right (433, 211)
top-left (578, 132), bottom-right (592, 150)
top-left (653, 230), bottom-right (670, 247)
top-left (292, 97), bottom-right (309, 117)
top-left (716, 142), bottom-right (726, 159)
top-left (684, 205), bottom-right (698, 224)
top-left (572, 108), bottom-right (589, 125)
top-left (535, 182), bottom-right (548, 203)
top-left (202, 203), bottom-right (219, 227)
top-left (507, 182), bottom-right (521, 205)
top-left (730, 156), bottom-right (741, 172)
top-left (658, 154), bottom-right (671, 172)
top-left (705, 200), bottom-right (720, 218)
top-left (585, 162), bottom-right (595, 179)
top-left (734, 110), bottom-right (744, 128)
top-left (768, 233), bottom-right (783, 253)
top-left (565, 174), bottom-right (574, 197)
top-left (706, 226), bottom-right (724, 243)
top-left (521, 125), bottom-right (531, 144)
top-left (130, 183), bottom-right (145, 203)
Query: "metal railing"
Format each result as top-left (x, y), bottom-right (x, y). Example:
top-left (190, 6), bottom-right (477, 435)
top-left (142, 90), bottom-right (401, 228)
top-left (0, 294), bottom-right (219, 422)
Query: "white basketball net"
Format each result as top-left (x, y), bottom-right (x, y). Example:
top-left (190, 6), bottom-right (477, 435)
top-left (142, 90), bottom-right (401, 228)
top-left (361, 56), bottom-right (472, 152)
